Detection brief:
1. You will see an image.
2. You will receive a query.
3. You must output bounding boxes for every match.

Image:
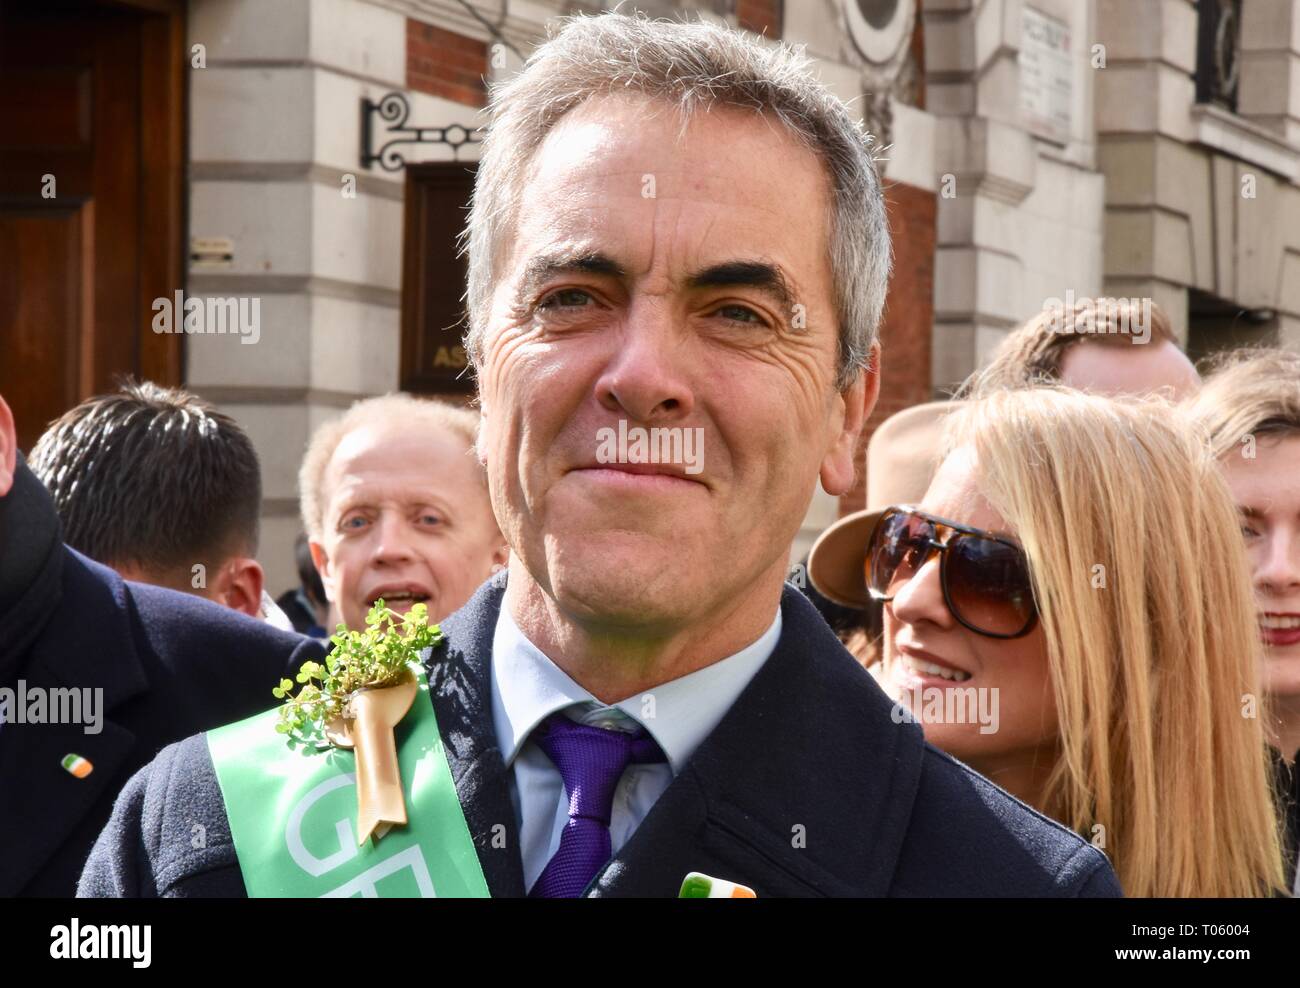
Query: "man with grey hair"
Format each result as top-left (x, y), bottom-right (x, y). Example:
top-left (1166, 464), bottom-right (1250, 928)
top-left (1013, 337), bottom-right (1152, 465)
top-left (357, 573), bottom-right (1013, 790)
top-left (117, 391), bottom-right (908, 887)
top-left (82, 12), bottom-right (1118, 897)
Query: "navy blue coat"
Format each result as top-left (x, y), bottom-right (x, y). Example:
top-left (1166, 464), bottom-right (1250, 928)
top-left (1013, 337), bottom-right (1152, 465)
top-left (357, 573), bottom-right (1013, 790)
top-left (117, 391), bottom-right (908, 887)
top-left (79, 579), bottom-right (1121, 897)
top-left (1, 546), bottom-right (325, 896)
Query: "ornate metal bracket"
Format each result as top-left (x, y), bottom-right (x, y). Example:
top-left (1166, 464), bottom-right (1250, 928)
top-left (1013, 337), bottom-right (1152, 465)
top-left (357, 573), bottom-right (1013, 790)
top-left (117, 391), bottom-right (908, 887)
top-left (360, 92), bottom-right (481, 171)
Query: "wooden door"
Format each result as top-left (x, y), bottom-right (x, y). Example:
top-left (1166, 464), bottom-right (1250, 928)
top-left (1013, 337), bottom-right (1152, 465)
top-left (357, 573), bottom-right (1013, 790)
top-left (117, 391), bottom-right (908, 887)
top-left (0, 0), bottom-right (185, 452)
top-left (400, 162), bottom-right (478, 397)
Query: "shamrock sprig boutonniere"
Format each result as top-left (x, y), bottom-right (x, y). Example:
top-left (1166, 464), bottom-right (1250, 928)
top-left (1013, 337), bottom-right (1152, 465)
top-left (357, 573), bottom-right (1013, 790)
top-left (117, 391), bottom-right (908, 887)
top-left (273, 599), bottom-right (440, 741)
top-left (273, 600), bottom-right (441, 842)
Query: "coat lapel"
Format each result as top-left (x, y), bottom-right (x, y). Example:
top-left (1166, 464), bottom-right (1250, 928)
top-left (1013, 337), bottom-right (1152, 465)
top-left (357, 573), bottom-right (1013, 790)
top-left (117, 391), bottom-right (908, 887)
top-left (422, 579), bottom-right (926, 899)
top-left (587, 585), bottom-right (927, 897)
top-left (0, 548), bottom-right (149, 896)
top-left (424, 578), bottom-right (526, 898)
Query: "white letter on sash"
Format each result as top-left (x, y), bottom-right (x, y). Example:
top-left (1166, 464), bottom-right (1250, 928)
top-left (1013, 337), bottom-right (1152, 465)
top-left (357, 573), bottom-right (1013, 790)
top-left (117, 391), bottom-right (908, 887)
top-left (321, 844), bottom-right (436, 898)
top-left (286, 774), bottom-right (360, 876)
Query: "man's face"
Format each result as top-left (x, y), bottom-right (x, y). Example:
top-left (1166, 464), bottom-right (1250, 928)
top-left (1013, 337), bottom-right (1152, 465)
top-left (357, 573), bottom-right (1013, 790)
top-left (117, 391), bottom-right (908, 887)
top-left (312, 422), bottom-right (507, 630)
top-left (1057, 339), bottom-right (1200, 398)
top-left (477, 93), bottom-right (872, 630)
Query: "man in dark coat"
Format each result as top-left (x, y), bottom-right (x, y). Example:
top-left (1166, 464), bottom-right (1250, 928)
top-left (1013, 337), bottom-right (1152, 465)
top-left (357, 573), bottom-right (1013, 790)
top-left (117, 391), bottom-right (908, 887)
top-left (81, 578), bottom-right (1118, 897)
top-left (79, 13), bottom-right (1120, 898)
top-left (0, 392), bottom-right (325, 896)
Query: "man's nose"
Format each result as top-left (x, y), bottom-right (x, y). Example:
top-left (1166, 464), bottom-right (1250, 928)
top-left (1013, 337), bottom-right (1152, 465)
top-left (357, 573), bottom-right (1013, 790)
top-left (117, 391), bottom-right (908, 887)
top-left (889, 552), bottom-right (953, 631)
top-left (594, 299), bottom-right (695, 423)
top-left (1256, 526), bottom-right (1300, 595)
top-left (370, 512), bottom-right (415, 565)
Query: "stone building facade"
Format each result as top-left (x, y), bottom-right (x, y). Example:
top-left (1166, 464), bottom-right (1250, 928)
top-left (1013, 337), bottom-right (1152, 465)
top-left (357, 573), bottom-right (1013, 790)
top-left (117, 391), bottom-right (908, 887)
top-left (181, 0), bottom-right (945, 586)
top-left (11, 1), bottom-right (1294, 591)
top-left (1095, 0), bottom-right (1300, 358)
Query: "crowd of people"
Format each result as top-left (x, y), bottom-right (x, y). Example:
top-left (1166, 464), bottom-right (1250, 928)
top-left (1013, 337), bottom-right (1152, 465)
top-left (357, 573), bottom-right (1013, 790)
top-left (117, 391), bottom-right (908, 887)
top-left (0, 11), bottom-right (1296, 899)
top-left (809, 307), bottom-right (1300, 897)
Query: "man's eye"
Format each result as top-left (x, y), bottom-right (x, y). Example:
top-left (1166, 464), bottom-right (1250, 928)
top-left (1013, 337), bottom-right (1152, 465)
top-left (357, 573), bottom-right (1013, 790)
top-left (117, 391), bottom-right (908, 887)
top-left (341, 515), bottom-right (369, 531)
top-left (715, 304), bottom-right (765, 325)
top-left (418, 512), bottom-right (442, 526)
top-left (538, 288), bottom-right (593, 310)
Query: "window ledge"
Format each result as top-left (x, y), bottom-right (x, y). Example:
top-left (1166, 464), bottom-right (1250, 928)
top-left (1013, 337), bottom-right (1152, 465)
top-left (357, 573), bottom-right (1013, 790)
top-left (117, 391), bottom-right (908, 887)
top-left (1190, 102), bottom-right (1299, 181)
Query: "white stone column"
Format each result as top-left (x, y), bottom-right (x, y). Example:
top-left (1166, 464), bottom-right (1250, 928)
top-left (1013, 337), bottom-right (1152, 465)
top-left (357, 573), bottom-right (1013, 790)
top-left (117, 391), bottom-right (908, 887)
top-left (927, 0), bottom-right (1104, 391)
top-left (185, 0), bottom-right (497, 591)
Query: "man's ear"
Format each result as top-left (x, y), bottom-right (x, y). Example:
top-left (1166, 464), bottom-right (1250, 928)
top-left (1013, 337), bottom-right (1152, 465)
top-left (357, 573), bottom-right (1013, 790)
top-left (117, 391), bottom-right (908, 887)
top-left (490, 539), bottom-right (509, 570)
top-left (212, 557), bottom-right (265, 619)
top-left (0, 395), bottom-right (18, 498)
top-left (474, 409), bottom-right (490, 469)
top-left (310, 539), bottom-right (349, 631)
top-left (309, 540), bottom-right (337, 604)
top-left (819, 343), bottom-right (881, 497)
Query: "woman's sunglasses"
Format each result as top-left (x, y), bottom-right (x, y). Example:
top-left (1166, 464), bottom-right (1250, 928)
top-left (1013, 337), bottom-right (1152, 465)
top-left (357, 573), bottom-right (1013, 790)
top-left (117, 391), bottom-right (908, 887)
top-left (866, 506), bottom-right (1038, 639)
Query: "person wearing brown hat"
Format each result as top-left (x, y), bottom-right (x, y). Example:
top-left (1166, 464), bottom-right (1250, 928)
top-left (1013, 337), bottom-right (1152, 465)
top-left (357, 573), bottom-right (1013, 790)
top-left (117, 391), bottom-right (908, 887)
top-left (809, 401), bottom-right (962, 665)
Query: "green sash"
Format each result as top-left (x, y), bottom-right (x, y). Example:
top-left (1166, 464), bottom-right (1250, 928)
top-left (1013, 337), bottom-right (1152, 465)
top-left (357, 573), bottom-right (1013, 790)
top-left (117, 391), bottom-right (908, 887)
top-left (207, 665), bottom-right (490, 898)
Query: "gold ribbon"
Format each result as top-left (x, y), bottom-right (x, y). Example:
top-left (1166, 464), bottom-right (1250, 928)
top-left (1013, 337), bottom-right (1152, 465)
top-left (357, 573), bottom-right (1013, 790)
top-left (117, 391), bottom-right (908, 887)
top-left (325, 669), bottom-right (418, 844)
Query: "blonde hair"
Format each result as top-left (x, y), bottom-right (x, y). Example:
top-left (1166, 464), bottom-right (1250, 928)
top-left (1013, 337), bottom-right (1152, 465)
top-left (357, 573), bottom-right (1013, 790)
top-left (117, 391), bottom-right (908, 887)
top-left (969, 299), bottom-right (1178, 394)
top-left (1184, 347), bottom-right (1300, 460)
top-left (298, 394), bottom-right (482, 542)
top-left (942, 388), bottom-right (1286, 896)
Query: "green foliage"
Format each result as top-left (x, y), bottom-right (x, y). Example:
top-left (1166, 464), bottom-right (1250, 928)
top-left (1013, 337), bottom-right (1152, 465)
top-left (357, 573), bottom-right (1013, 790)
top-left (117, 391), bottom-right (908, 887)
top-left (274, 600), bottom-right (440, 745)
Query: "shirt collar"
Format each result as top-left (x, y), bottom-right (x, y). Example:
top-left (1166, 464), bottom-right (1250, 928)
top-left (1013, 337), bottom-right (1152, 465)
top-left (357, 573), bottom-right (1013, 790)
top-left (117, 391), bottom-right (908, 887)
top-left (490, 604), bottom-right (782, 776)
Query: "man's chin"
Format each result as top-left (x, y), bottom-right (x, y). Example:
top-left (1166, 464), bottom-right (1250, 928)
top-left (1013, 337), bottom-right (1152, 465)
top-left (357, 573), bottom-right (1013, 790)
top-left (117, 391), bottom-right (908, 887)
top-left (542, 552), bottom-right (703, 628)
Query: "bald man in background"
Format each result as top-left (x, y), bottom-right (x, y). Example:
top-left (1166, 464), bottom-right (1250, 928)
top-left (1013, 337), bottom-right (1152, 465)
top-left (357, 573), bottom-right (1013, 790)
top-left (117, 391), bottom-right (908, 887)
top-left (975, 298), bottom-right (1200, 399)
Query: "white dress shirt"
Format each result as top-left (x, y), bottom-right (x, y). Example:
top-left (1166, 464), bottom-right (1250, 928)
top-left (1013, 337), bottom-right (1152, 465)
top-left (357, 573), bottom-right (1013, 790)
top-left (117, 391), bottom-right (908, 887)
top-left (490, 605), bottom-right (782, 892)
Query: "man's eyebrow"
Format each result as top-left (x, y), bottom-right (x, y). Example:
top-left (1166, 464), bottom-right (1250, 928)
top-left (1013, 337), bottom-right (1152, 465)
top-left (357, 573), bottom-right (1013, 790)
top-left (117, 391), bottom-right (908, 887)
top-left (687, 260), bottom-right (797, 312)
top-left (517, 250), bottom-right (626, 297)
top-left (331, 488), bottom-right (453, 515)
top-left (514, 253), bottom-right (799, 313)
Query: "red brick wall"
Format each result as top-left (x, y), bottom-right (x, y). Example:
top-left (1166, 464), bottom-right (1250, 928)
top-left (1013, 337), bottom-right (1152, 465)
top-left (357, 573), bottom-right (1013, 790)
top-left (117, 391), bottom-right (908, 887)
top-left (840, 180), bottom-right (937, 516)
top-left (406, 19), bottom-right (487, 108)
top-left (736, 0), bottom-right (783, 38)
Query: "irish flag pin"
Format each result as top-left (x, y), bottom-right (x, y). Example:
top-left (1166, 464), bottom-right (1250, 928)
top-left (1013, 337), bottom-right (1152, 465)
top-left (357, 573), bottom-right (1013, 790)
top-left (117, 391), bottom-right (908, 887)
top-left (678, 872), bottom-right (756, 898)
top-left (61, 753), bottom-right (93, 779)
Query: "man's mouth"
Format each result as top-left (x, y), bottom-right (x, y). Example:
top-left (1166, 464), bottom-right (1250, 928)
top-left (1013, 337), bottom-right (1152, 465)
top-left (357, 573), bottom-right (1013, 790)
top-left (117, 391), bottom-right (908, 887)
top-left (569, 462), bottom-right (707, 490)
top-left (366, 585), bottom-right (432, 609)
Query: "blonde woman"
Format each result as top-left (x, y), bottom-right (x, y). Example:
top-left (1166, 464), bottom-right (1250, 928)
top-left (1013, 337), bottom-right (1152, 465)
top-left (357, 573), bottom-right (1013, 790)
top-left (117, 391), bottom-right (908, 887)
top-left (865, 388), bottom-right (1285, 896)
top-left (1186, 347), bottom-right (1300, 889)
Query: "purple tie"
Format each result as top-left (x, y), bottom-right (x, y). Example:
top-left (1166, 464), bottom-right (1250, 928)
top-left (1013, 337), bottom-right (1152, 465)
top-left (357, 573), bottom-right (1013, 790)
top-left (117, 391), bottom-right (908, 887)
top-left (527, 711), bottom-right (666, 898)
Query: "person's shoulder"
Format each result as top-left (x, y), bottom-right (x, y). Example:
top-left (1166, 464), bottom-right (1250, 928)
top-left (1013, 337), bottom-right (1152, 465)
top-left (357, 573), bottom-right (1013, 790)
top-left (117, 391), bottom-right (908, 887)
top-left (79, 733), bottom-right (247, 897)
top-left (896, 742), bottom-right (1121, 897)
top-left (118, 568), bottom-right (325, 702)
top-left (64, 546), bottom-right (317, 664)
top-left (126, 577), bottom-right (316, 657)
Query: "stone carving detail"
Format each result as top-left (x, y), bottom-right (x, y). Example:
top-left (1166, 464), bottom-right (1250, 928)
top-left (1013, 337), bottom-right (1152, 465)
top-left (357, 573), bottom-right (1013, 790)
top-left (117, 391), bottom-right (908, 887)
top-left (843, 0), bottom-right (918, 148)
